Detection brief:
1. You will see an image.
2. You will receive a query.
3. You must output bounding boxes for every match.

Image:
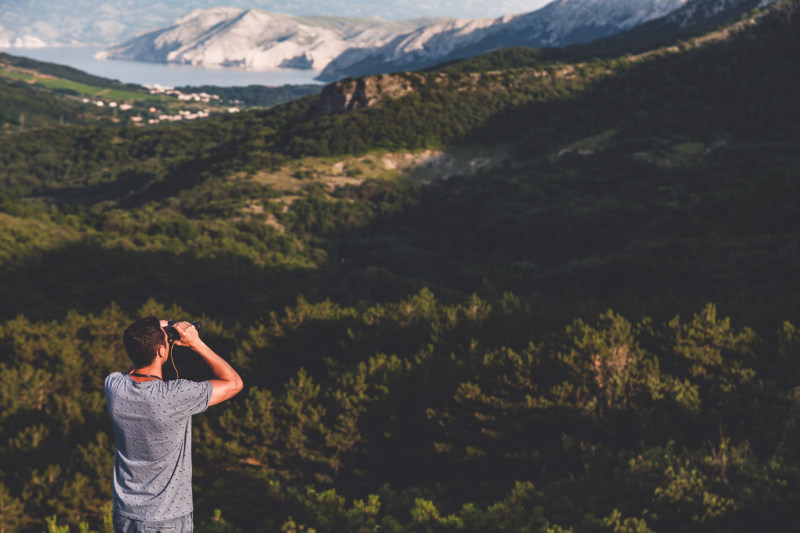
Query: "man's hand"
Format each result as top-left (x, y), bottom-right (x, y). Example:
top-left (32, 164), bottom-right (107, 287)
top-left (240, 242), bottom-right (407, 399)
top-left (171, 321), bottom-right (203, 349)
top-left (162, 320), bottom-right (243, 406)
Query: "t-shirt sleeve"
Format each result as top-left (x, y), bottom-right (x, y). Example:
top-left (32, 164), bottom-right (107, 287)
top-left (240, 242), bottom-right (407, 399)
top-left (169, 379), bottom-right (213, 417)
top-left (104, 372), bottom-right (121, 403)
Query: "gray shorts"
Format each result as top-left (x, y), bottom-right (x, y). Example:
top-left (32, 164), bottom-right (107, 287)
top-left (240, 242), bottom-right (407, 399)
top-left (113, 512), bottom-right (193, 533)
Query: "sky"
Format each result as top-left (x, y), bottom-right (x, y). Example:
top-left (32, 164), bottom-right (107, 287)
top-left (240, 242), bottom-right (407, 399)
top-left (3, 1), bottom-right (558, 30)
top-left (211, 0), bottom-right (556, 19)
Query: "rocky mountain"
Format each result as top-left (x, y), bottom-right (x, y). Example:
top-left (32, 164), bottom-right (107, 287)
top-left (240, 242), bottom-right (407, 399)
top-left (94, 0), bottom-right (689, 76)
top-left (97, 8), bottom-right (449, 71)
top-left (0, 0), bottom-right (488, 48)
top-left (317, 0), bottom-right (688, 80)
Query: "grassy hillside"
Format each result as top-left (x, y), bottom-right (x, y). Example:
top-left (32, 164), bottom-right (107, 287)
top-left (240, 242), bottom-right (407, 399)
top-left (0, 69), bottom-right (108, 129)
top-left (0, 1), bottom-right (799, 531)
top-left (0, 52), bottom-right (275, 132)
top-left (0, 51), bottom-right (158, 130)
top-left (0, 52), bottom-right (146, 92)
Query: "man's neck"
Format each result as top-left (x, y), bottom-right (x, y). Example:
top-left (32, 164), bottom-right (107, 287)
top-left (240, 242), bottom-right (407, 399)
top-left (129, 365), bottom-right (163, 382)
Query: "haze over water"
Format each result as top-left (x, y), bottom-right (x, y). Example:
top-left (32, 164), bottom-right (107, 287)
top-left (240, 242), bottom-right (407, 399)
top-left (1, 46), bottom-right (324, 87)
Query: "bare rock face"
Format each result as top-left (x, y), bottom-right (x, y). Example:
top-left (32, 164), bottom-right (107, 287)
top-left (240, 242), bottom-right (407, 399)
top-left (317, 74), bottom-right (416, 115)
top-left (318, 79), bottom-right (371, 115)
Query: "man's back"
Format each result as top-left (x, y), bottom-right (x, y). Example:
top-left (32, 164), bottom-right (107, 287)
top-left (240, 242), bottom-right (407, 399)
top-left (105, 372), bottom-right (212, 521)
top-left (108, 317), bottom-right (242, 532)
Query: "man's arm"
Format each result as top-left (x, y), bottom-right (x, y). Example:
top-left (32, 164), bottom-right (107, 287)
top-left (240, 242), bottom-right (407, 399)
top-left (173, 321), bottom-right (244, 406)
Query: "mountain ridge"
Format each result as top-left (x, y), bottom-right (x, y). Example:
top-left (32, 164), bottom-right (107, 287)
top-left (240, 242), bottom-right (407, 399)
top-left (0, 0), bottom-right (469, 48)
top-left (321, 0), bottom-right (783, 80)
top-left (95, 0), bottom-right (690, 78)
top-left (319, 0), bottom-right (688, 79)
top-left (97, 8), bottom-right (451, 71)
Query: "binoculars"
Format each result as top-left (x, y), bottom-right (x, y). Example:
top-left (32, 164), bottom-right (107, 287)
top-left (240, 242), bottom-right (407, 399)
top-left (164, 320), bottom-right (202, 342)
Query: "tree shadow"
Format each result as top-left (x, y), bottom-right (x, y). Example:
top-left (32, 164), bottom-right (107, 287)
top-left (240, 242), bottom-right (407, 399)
top-left (0, 237), bottom-right (442, 323)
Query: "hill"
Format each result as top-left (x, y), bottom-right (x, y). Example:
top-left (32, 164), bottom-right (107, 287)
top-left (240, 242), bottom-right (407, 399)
top-left (0, 52), bottom-right (146, 91)
top-left (0, 1), bottom-right (799, 531)
top-left (0, 51), bottom-right (145, 129)
top-left (0, 52), bottom-right (323, 132)
top-left (587, 0), bottom-right (782, 54)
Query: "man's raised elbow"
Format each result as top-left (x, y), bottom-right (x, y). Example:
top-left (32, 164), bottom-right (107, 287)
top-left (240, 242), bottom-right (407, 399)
top-left (209, 377), bottom-right (245, 406)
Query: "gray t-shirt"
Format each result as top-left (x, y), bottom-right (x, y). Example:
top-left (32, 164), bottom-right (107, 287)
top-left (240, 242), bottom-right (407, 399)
top-left (105, 372), bottom-right (212, 521)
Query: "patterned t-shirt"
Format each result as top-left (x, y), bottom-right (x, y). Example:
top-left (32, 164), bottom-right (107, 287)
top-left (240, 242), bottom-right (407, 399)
top-left (105, 372), bottom-right (212, 521)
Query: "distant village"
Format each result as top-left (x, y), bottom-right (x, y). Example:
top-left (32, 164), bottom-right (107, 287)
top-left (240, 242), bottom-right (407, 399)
top-left (81, 83), bottom-right (241, 125)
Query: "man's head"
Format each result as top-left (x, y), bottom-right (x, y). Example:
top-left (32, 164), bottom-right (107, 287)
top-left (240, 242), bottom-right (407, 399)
top-left (123, 316), bottom-right (167, 369)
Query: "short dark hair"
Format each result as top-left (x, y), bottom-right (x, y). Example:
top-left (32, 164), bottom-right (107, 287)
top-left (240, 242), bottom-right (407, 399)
top-left (123, 316), bottom-right (165, 368)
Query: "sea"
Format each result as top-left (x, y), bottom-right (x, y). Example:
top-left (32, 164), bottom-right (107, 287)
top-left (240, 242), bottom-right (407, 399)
top-left (0, 46), bottom-right (324, 88)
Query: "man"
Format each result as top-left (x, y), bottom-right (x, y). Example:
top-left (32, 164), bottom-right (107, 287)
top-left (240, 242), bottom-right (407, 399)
top-left (105, 317), bottom-right (243, 533)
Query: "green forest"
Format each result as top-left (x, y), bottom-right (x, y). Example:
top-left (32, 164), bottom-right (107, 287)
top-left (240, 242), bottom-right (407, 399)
top-left (1, 1), bottom-right (799, 531)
